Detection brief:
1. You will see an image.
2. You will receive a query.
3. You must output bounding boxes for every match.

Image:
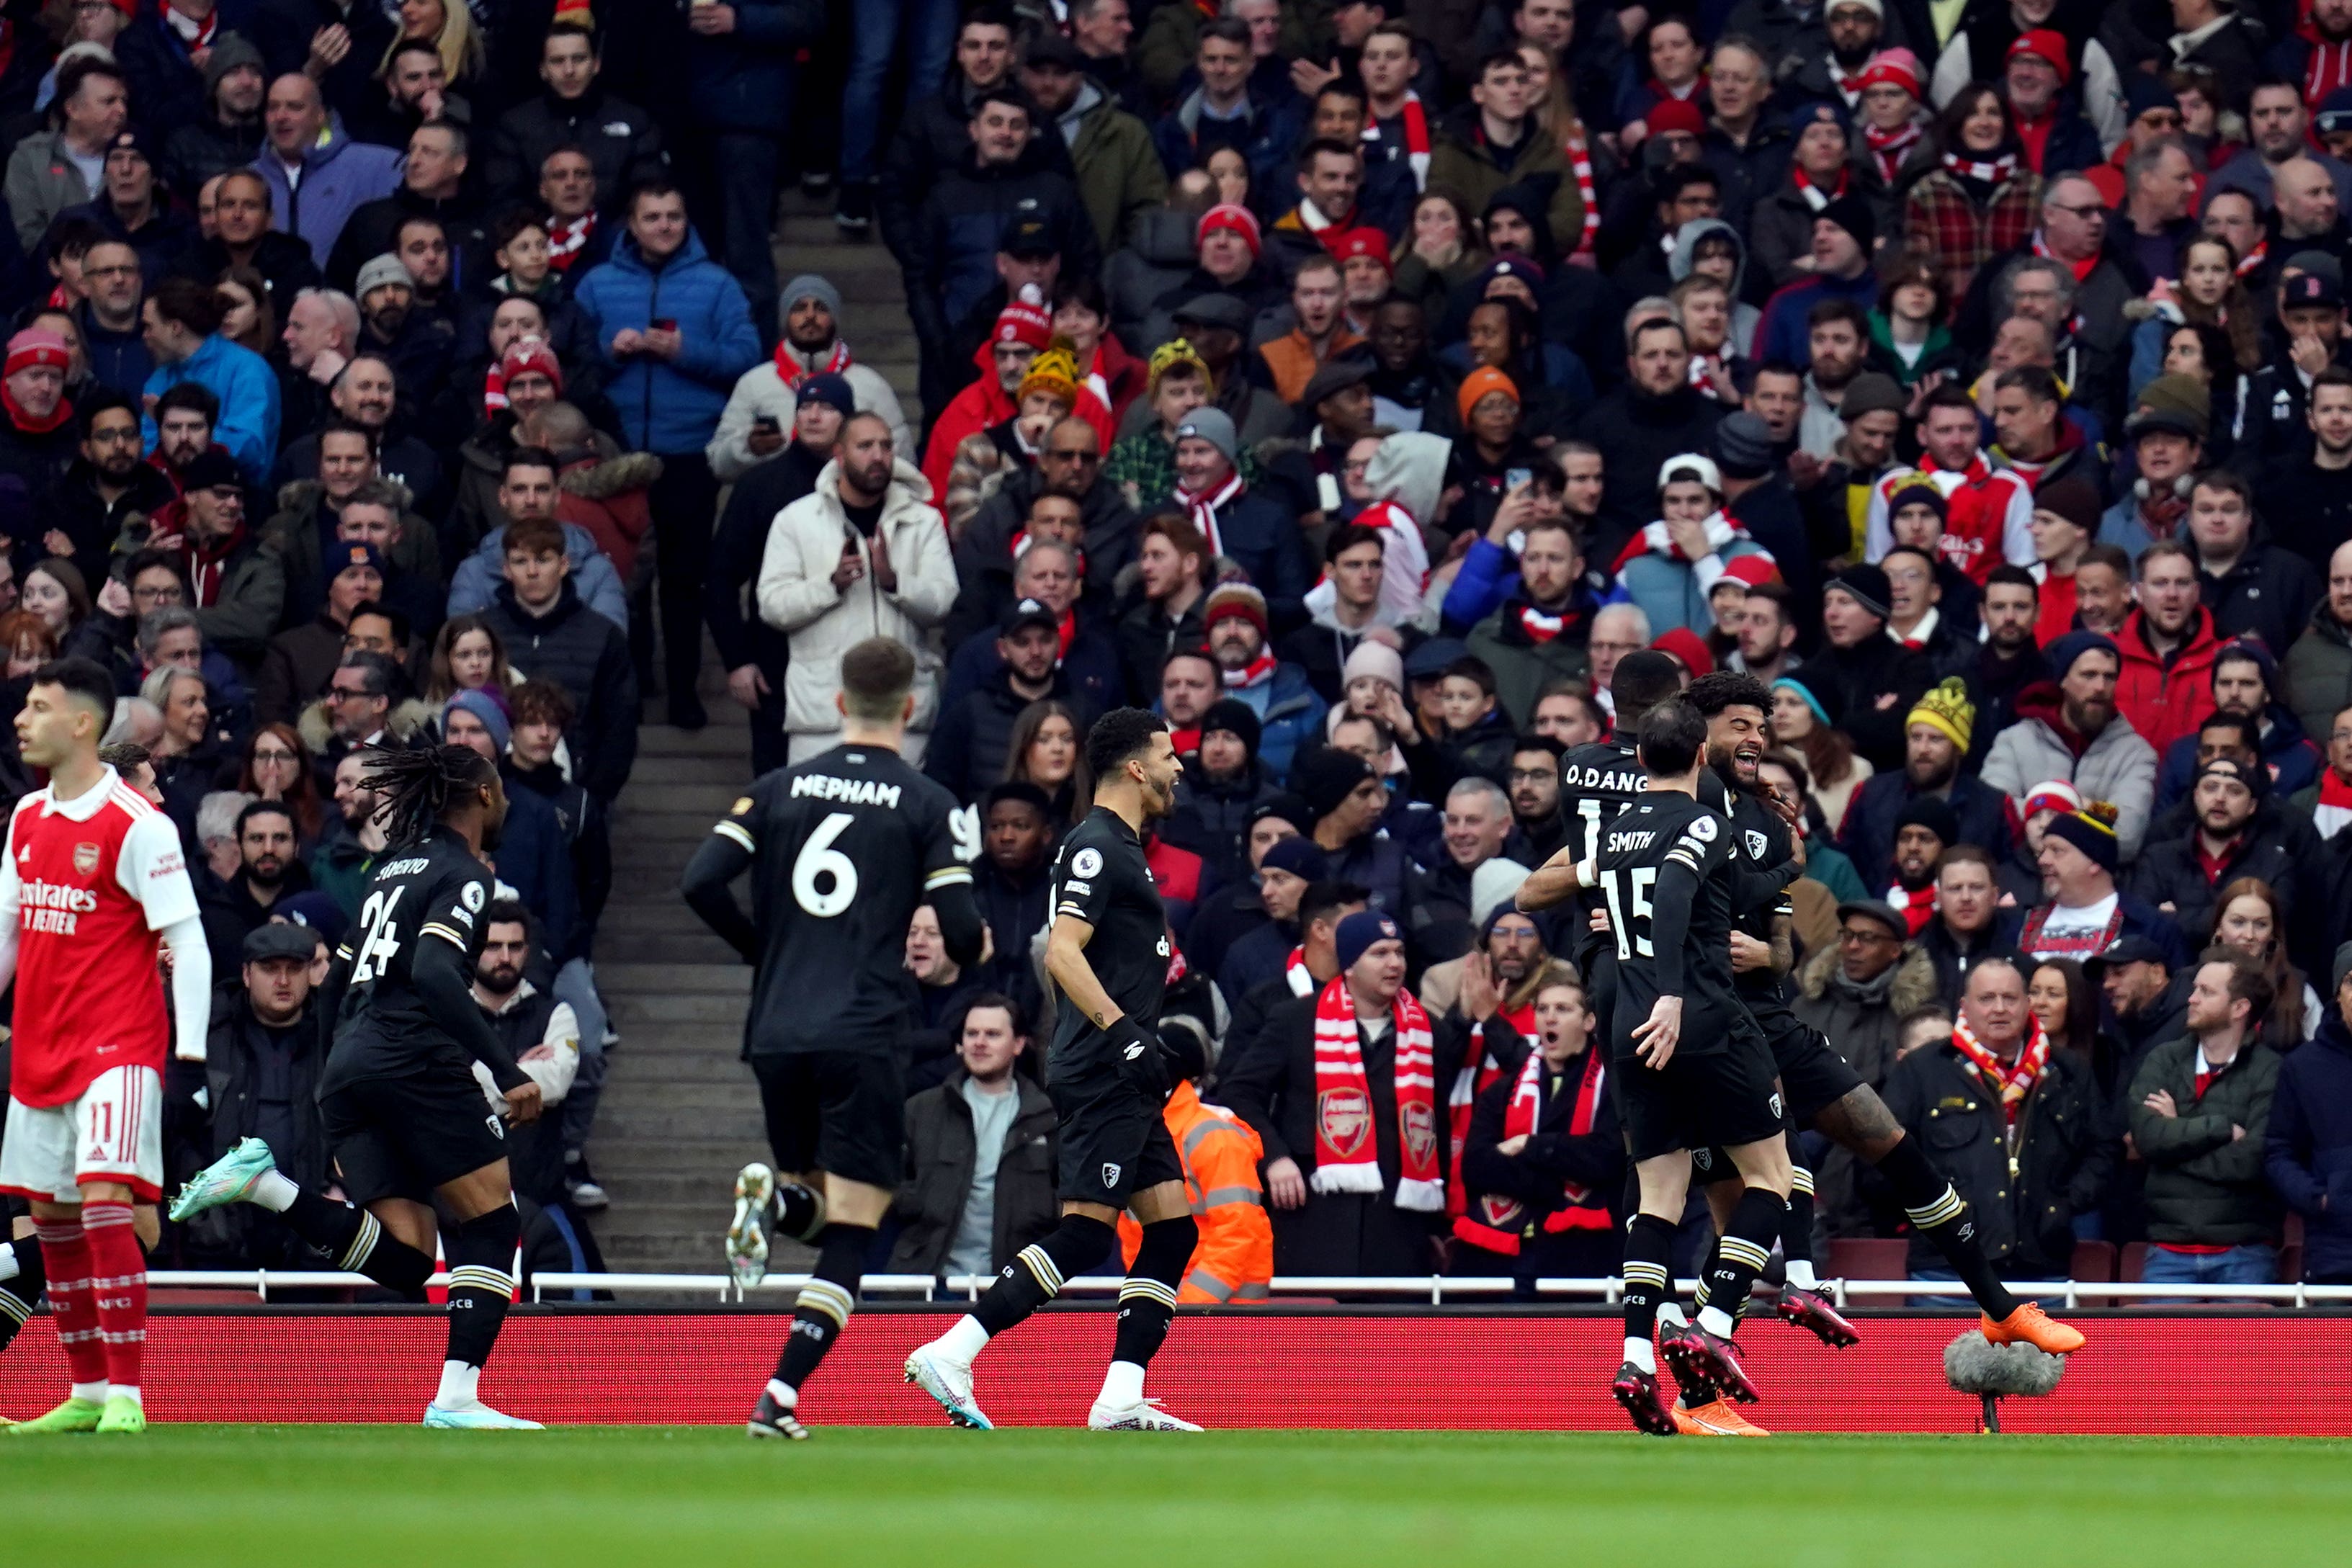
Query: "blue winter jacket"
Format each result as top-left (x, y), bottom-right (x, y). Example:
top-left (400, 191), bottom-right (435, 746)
top-left (142, 335), bottom-right (280, 485)
top-left (447, 522), bottom-right (630, 632)
top-left (1222, 660), bottom-right (1329, 781)
top-left (2152, 704), bottom-right (2323, 812)
top-left (572, 228), bottom-right (762, 456)
top-left (246, 122), bottom-right (402, 269)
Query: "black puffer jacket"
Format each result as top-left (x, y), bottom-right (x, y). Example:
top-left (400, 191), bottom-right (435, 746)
top-left (1881, 1041), bottom-right (2118, 1276)
top-left (479, 580), bottom-right (640, 802)
top-left (483, 86), bottom-right (668, 212)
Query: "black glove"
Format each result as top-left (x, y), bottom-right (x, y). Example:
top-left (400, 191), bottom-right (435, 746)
top-left (1108, 1015), bottom-right (1170, 1102)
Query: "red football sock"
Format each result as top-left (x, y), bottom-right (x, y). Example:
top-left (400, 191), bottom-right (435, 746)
top-left (80, 1201), bottom-right (146, 1401)
top-left (32, 1217), bottom-right (109, 1390)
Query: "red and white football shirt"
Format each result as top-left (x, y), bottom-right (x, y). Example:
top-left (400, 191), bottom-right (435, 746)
top-left (0, 768), bottom-right (198, 1108)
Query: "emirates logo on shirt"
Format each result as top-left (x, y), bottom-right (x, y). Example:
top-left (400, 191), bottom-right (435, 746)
top-left (20, 878), bottom-right (98, 934)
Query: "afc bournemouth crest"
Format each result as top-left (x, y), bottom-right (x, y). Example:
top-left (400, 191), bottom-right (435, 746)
top-left (1399, 1098), bottom-right (1438, 1165)
top-left (72, 842), bottom-right (99, 876)
top-left (1317, 1087), bottom-right (1371, 1158)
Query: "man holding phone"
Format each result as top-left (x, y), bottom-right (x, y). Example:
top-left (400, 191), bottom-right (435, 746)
top-left (707, 275), bottom-right (913, 483)
top-left (576, 179), bottom-right (764, 730)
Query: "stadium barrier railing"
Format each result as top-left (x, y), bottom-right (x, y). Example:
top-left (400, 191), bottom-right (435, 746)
top-left (139, 1269), bottom-right (2352, 1309)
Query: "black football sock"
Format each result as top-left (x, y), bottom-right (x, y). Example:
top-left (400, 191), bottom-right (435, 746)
top-left (967, 1214), bottom-right (1118, 1341)
top-left (771, 1223), bottom-right (872, 1405)
top-left (280, 1190), bottom-right (437, 1294)
top-left (771, 1179), bottom-right (826, 1244)
top-left (1101, 1215), bottom-right (1197, 1405)
top-left (442, 1204), bottom-right (522, 1376)
top-left (1698, 1186), bottom-right (1786, 1338)
top-left (1782, 1160), bottom-right (1820, 1289)
top-left (1619, 1212), bottom-right (1677, 1371)
top-left (1873, 1133), bottom-right (2019, 1320)
top-left (0, 1234), bottom-right (42, 1350)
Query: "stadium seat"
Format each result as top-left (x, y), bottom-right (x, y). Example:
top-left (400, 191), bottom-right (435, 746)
top-left (2119, 1242), bottom-right (2150, 1283)
top-left (2069, 1240), bottom-right (2115, 1282)
top-left (1826, 1237), bottom-right (1910, 1279)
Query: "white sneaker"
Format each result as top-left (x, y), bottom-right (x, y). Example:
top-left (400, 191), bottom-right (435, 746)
top-left (903, 1344), bottom-right (993, 1430)
top-left (725, 1163), bottom-right (774, 1289)
top-left (1086, 1398), bottom-right (1202, 1432)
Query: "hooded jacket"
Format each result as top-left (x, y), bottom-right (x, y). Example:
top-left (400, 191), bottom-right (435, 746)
top-left (1062, 79), bottom-right (1166, 254)
top-left (572, 227), bottom-right (762, 456)
top-left (1980, 681), bottom-right (2160, 863)
top-left (246, 122), bottom-right (404, 269)
top-left (142, 334), bottom-right (281, 487)
top-left (447, 520), bottom-right (630, 632)
top-left (1668, 217), bottom-right (1762, 353)
top-left (2114, 605), bottom-right (2225, 758)
top-left (554, 448), bottom-right (661, 583)
top-left (1792, 940), bottom-right (1939, 1091)
top-left (2154, 703), bottom-right (2322, 811)
top-left (756, 457), bottom-right (960, 735)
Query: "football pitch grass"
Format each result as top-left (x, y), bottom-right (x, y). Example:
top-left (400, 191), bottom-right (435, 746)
top-left (10, 1425), bottom-right (2349, 1566)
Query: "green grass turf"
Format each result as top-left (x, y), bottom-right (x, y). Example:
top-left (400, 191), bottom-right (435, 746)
top-left (12, 1427), bottom-right (2351, 1567)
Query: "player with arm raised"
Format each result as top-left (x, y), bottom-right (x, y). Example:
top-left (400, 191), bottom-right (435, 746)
top-left (679, 637), bottom-right (985, 1441)
top-left (904, 708), bottom-right (1204, 1433)
top-left (172, 743), bottom-right (546, 1430)
top-left (1586, 700), bottom-right (1795, 1435)
top-left (1, 660), bottom-right (209, 1435)
top-left (1675, 674), bottom-right (2084, 1389)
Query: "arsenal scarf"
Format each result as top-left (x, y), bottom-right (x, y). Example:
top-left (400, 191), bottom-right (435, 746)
top-left (2030, 231), bottom-right (2099, 282)
top-left (482, 359), bottom-right (508, 419)
top-left (165, 2), bottom-right (219, 49)
top-left (2237, 240), bottom-right (2268, 279)
top-left (1864, 120), bottom-right (1922, 182)
top-left (1222, 650), bottom-right (1276, 689)
top-left (189, 522), bottom-right (249, 607)
top-left (1950, 1012), bottom-right (2049, 1124)
top-left (778, 337), bottom-right (851, 390)
top-left (2315, 769), bottom-right (2352, 841)
top-left (1310, 974), bottom-right (1444, 1210)
top-left (545, 212), bottom-right (596, 273)
top-left (1453, 1046), bottom-right (1610, 1253)
top-left (1518, 602), bottom-right (1583, 643)
top-left (1369, 93), bottom-right (1434, 189)
top-left (1173, 470), bottom-right (1244, 556)
top-left (1284, 946), bottom-right (1315, 996)
top-left (1943, 149), bottom-right (2018, 184)
top-left (1607, 511), bottom-right (1760, 575)
top-left (1444, 1030), bottom-right (1511, 1221)
top-left (1563, 128), bottom-right (1600, 256)
top-left (1884, 879), bottom-right (1937, 938)
top-left (1796, 166), bottom-right (1850, 210)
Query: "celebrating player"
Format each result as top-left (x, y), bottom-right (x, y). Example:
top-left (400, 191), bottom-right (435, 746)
top-left (172, 744), bottom-right (545, 1429)
top-left (679, 637), bottom-right (985, 1441)
top-left (1581, 701), bottom-right (1797, 1433)
top-left (0, 659), bottom-right (210, 1435)
top-left (904, 707), bottom-right (1201, 1432)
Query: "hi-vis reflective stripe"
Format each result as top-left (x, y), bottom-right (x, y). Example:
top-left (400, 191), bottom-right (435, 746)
top-left (1179, 1269), bottom-right (1270, 1302)
top-left (714, 820), bottom-right (756, 853)
top-left (1189, 1186), bottom-right (1260, 1214)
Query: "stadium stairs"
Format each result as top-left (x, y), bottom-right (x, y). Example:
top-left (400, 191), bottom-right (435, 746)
top-left (590, 192), bottom-right (921, 1286)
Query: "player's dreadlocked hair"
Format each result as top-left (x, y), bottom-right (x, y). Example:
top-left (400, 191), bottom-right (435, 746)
top-left (362, 743), bottom-right (498, 848)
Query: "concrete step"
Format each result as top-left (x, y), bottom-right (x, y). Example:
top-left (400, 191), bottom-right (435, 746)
top-left (607, 992), bottom-right (751, 1026)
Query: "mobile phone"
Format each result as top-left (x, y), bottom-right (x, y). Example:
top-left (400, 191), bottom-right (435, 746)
top-left (650, 317), bottom-right (677, 332)
top-left (1506, 467), bottom-right (1532, 490)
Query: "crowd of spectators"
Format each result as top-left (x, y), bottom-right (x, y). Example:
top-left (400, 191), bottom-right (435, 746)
top-left (1, 0), bottom-right (2351, 1294)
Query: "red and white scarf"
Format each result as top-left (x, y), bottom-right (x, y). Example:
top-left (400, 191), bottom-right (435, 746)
top-left (1563, 128), bottom-right (1600, 257)
top-left (1445, 1029), bottom-right (1513, 1221)
top-left (545, 212), bottom-right (596, 273)
top-left (1310, 974), bottom-right (1444, 1209)
top-left (2237, 239), bottom-right (2268, 278)
top-left (482, 358), bottom-right (510, 419)
top-left (1222, 649), bottom-right (1277, 689)
top-left (1305, 496), bottom-right (1429, 629)
top-left (1173, 470), bottom-right (1244, 556)
top-left (2315, 769), bottom-right (2352, 841)
top-left (1943, 149), bottom-right (2018, 184)
top-left (1689, 351), bottom-right (1741, 404)
top-left (2030, 230), bottom-right (2099, 283)
top-left (778, 337), bottom-right (851, 390)
top-left (1950, 1012), bottom-right (2049, 1125)
top-left (1519, 604), bottom-right (1572, 642)
top-left (1608, 511), bottom-right (1761, 576)
top-left (1453, 1046), bottom-right (1610, 1253)
top-left (1284, 945), bottom-right (1315, 996)
top-left (1884, 880), bottom-right (1937, 937)
top-left (1796, 166), bottom-right (1851, 210)
top-left (1864, 120), bottom-right (1922, 182)
top-left (1380, 92), bottom-right (1431, 189)
top-left (165, 1), bottom-right (219, 49)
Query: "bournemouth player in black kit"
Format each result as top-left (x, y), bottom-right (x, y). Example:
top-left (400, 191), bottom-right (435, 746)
top-left (906, 709), bottom-right (1203, 1432)
top-left (1575, 701), bottom-right (1798, 1433)
top-left (172, 745), bottom-right (545, 1428)
top-left (679, 638), bottom-right (985, 1440)
top-left (1674, 675), bottom-right (2085, 1380)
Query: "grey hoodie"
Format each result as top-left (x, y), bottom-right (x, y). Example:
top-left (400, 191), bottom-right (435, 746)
top-left (1669, 218), bottom-right (1761, 353)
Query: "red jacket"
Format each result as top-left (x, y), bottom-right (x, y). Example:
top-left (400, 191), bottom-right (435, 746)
top-left (555, 449), bottom-right (658, 581)
top-left (921, 339), bottom-right (1115, 505)
top-left (2114, 605), bottom-right (2223, 756)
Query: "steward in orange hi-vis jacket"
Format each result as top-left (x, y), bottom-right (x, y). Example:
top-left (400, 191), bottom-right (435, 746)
top-left (1119, 1080), bottom-right (1274, 1304)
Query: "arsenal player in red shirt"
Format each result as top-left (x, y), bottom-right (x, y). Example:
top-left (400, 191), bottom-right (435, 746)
top-left (0, 658), bottom-right (210, 1435)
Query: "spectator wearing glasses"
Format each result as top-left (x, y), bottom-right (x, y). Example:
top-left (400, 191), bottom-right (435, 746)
top-left (309, 648), bottom-right (427, 786)
top-left (72, 241), bottom-right (151, 395)
top-left (1793, 898), bottom-right (1938, 1090)
top-left (46, 390), bottom-right (172, 591)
